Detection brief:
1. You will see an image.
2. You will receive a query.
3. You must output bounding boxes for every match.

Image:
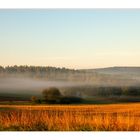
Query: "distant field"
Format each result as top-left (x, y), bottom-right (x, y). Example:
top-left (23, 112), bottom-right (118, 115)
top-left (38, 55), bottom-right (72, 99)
top-left (0, 91), bottom-right (40, 101)
top-left (0, 103), bottom-right (140, 131)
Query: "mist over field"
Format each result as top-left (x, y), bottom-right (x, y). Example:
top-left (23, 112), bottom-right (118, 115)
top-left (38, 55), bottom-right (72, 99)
top-left (0, 73), bottom-right (139, 93)
top-left (0, 66), bottom-right (140, 102)
top-left (0, 77), bottom-right (87, 92)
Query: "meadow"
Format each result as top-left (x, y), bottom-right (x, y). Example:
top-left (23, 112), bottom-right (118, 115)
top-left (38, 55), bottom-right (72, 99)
top-left (0, 103), bottom-right (140, 131)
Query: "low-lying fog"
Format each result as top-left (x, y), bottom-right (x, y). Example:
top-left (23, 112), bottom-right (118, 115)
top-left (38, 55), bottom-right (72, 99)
top-left (0, 78), bottom-right (88, 93)
top-left (0, 76), bottom-right (140, 93)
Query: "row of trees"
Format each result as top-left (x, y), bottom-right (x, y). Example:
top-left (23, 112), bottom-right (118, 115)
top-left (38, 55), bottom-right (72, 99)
top-left (57, 86), bottom-right (140, 98)
top-left (31, 86), bottom-right (140, 104)
top-left (0, 65), bottom-right (129, 83)
top-left (0, 65), bottom-right (93, 80)
top-left (0, 65), bottom-right (76, 74)
top-left (94, 86), bottom-right (140, 96)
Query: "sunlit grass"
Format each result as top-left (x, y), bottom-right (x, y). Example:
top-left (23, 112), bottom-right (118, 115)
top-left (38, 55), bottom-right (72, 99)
top-left (0, 103), bottom-right (140, 131)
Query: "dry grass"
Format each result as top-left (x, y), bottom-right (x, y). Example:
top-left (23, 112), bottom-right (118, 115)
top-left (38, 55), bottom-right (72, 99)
top-left (0, 103), bottom-right (140, 131)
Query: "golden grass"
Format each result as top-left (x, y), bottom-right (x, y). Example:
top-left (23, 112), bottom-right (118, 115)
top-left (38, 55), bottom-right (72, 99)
top-left (0, 103), bottom-right (140, 131)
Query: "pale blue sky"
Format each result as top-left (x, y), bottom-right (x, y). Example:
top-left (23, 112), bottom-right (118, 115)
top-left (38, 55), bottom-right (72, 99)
top-left (0, 10), bottom-right (140, 69)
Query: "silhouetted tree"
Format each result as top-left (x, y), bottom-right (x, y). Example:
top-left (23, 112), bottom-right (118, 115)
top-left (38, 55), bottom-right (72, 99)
top-left (42, 87), bottom-right (62, 103)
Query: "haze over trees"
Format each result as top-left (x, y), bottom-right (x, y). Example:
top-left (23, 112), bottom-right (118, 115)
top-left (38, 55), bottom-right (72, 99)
top-left (1, 65), bottom-right (140, 104)
top-left (0, 65), bottom-right (140, 86)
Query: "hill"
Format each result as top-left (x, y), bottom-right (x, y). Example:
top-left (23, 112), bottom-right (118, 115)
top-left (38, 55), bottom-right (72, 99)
top-left (87, 66), bottom-right (140, 76)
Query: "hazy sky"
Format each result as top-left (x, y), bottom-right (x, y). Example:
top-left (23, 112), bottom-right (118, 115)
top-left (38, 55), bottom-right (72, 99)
top-left (0, 10), bottom-right (140, 69)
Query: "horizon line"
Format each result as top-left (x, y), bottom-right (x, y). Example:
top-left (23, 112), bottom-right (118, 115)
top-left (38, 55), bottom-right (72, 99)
top-left (1, 65), bottom-right (140, 70)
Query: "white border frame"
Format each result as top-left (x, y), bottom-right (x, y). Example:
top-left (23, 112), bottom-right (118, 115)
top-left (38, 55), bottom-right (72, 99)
top-left (0, 0), bottom-right (140, 8)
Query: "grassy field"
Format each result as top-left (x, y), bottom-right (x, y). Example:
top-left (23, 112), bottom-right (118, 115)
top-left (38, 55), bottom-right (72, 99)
top-left (0, 103), bottom-right (140, 131)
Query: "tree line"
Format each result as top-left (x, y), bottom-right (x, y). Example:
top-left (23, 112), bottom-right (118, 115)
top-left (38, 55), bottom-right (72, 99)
top-left (0, 65), bottom-right (137, 85)
top-left (0, 65), bottom-right (83, 80)
top-left (0, 65), bottom-right (76, 74)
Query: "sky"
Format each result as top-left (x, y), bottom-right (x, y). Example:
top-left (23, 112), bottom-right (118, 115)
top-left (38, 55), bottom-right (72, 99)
top-left (0, 9), bottom-right (140, 69)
